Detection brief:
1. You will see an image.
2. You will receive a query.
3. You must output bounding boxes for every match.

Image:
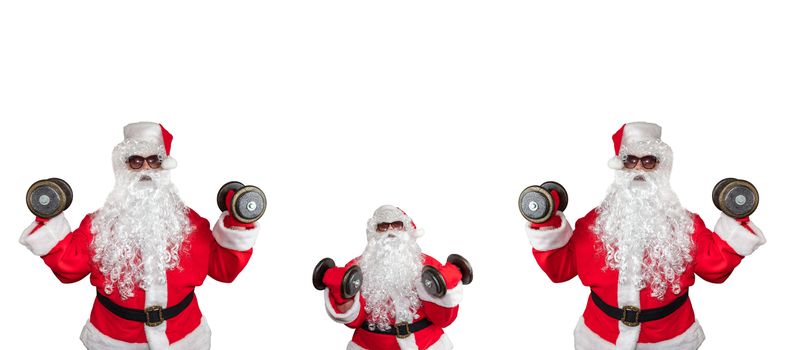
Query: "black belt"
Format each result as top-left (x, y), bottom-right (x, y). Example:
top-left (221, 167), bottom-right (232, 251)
top-left (96, 290), bottom-right (195, 327)
top-left (361, 319), bottom-right (433, 339)
top-left (591, 291), bottom-right (688, 327)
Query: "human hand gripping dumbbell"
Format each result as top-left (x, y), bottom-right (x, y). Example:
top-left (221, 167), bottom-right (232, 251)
top-left (712, 178), bottom-right (759, 219)
top-left (216, 181), bottom-right (267, 228)
top-left (312, 258), bottom-right (363, 311)
top-left (26, 178), bottom-right (73, 220)
top-left (421, 254), bottom-right (473, 298)
top-left (518, 181), bottom-right (568, 229)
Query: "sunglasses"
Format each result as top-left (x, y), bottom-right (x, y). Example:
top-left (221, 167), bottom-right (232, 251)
top-left (376, 221), bottom-right (404, 232)
top-left (127, 155), bottom-right (162, 169)
top-left (623, 155), bottom-right (659, 170)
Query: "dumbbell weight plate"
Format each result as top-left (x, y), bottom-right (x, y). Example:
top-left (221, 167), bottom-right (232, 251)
top-left (717, 179), bottom-right (759, 219)
top-left (541, 181), bottom-right (568, 212)
top-left (231, 186), bottom-right (267, 223)
top-left (518, 185), bottom-right (554, 224)
top-left (26, 179), bottom-right (67, 219)
top-left (341, 265), bottom-right (363, 299)
top-left (312, 258), bottom-right (336, 291)
top-left (421, 265), bottom-right (447, 298)
top-left (447, 254), bottom-right (473, 285)
top-left (48, 178), bottom-right (73, 211)
top-left (712, 177), bottom-right (736, 211)
top-left (217, 181), bottom-right (244, 212)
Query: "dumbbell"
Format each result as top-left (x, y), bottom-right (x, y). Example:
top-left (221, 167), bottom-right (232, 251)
top-left (26, 178), bottom-right (73, 219)
top-left (421, 254), bottom-right (473, 298)
top-left (312, 258), bottom-right (363, 299)
top-left (216, 181), bottom-right (267, 223)
top-left (518, 181), bottom-right (568, 223)
top-left (712, 178), bottom-right (759, 219)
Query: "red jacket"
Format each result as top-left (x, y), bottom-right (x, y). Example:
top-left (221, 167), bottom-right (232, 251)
top-left (324, 255), bottom-right (463, 350)
top-left (525, 210), bottom-right (765, 350)
top-left (20, 209), bottom-right (260, 350)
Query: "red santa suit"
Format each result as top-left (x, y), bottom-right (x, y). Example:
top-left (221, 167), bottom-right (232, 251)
top-left (525, 210), bottom-right (765, 350)
top-left (323, 255), bottom-right (463, 350)
top-left (19, 209), bottom-right (260, 350)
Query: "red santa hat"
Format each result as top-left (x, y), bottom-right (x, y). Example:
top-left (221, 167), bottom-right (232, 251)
top-left (123, 122), bottom-right (178, 170)
top-left (607, 122), bottom-right (662, 170)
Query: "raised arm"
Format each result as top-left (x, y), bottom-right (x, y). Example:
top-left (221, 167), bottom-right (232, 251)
top-left (20, 213), bottom-right (93, 283)
top-left (525, 211), bottom-right (578, 283)
top-left (693, 213), bottom-right (765, 283)
top-left (207, 210), bottom-right (260, 283)
top-left (322, 260), bottom-right (367, 328)
top-left (416, 257), bottom-right (464, 328)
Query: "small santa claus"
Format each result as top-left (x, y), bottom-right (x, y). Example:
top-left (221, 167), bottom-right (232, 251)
top-left (522, 122), bottom-right (766, 349)
top-left (316, 205), bottom-right (471, 350)
top-left (19, 122), bottom-right (262, 350)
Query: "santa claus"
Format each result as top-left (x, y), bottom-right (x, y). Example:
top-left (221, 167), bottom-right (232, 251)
top-left (316, 205), bottom-right (471, 350)
top-left (19, 122), bottom-right (262, 350)
top-left (522, 122), bottom-right (766, 349)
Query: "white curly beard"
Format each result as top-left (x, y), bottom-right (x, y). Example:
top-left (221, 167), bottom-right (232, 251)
top-left (594, 140), bottom-right (694, 300)
top-left (359, 228), bottom-right (424, 331)
top-left (91, 140), bottom-right (191, 300)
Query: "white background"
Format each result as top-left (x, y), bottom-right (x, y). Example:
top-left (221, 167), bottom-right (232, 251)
top-left (1, 1), bottom-right (783, 349)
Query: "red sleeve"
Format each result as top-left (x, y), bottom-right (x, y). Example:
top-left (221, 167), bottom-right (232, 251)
top-left (417, 256), bottom-right (461, 327)
top-left (422, 302), bottom-right (459, 328)
top-left (327, 292), bottom-right (367, 329)
top-left (201, 211), bottom-right (255, 283)
top-left (208, 244), bottom-right (253, 283)
top-left (529, 212), bottom-right (582, 283)
top-left (40, 215), bottom-right (94, 284)
top-left (532, 242), bottom-right (578, 283)
top-left (692, 215), bottom-right (744, 284)
top-left (324, 258), bottom-right (367, 328)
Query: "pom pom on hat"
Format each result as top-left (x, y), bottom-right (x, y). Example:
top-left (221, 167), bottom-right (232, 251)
top-left (607, 157), bottom-right (624, 170)
top-left (161, 157), bottom-right (178, 169)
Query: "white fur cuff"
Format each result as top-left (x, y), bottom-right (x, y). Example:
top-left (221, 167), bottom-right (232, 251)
top-left (417, 281), bottom-right (463, 308)
top-left (211, 212), bottom-right (260, 251)
top-left (524, 211), bottom-right (573, 251)
top-left (714, 213), bottom-right (766, 256)
top-left (324, 289), bottom-right (361, 324)
top-left (19, 213), bottom-right (71, 256)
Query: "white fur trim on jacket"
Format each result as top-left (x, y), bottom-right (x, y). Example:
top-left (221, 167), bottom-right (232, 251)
top-left (615, 254), bottom-right (643, 350)
top-left (416, 281), bottom-right (463, 308)
top-left (19, 213), bottom-right (71, 256)
top-left (524, 211), bottom-right (573, 251)
top-left (140, 230), bottom-right (171, 349)
top-left (143, 276), bottom-right (169, 349)
top-left (346, 333), bottom-right (453, 350)
top-left (324, 289), bottom-right (362, 324)
top-left (714, 213), bottom-right (766, 256)
top-left (211, 212), bottom-right (260, 251)
top-left (79, 317), bottom-right (211, 350)
top-left (574, 316), bottom-right (705, 350)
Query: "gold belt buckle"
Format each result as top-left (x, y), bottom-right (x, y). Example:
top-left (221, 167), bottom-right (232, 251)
top-left (621, 305), bottom-right (641, 327)
top-left (144, 305), bottom-right (164, 327)
top-left (394, 322), bottom-right (411, 339)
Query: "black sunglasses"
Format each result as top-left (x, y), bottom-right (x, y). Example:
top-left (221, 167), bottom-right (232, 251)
top-left (127, 155), bottom-right (162, 169)
top-left (376, 221), bottom-right (404, 232)
top-left (623, 155), bottom-right (658, 170)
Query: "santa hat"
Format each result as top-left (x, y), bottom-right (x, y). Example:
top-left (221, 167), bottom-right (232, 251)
top-left (607, 122), bottom-right (662, 170)
top-left (369, 205), bottom-right (425, 239)
top-left (123, 122), bottom-right (178, 170)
